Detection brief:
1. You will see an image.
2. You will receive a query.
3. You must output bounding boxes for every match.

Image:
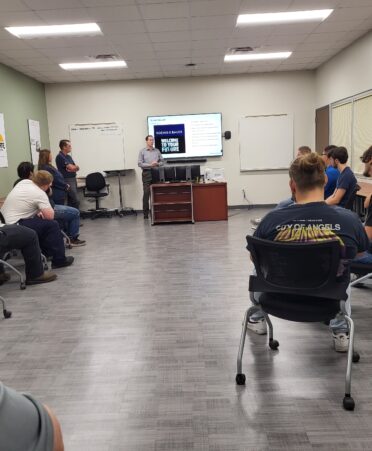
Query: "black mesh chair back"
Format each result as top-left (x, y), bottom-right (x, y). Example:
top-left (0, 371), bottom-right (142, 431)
top-left (247, 235), bottom-right (348, 302)
top-left (85, 172), bottom-right (107, 192)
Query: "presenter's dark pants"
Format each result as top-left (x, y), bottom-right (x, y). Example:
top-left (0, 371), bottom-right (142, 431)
top-left (0, 225), bottom-right (44, 280)
top-left (18, 218), bottom-right (67, 266)
top-left (142, 170), bottom-right (152, 217)
top-left (65, 177), bottom-right (80, 210)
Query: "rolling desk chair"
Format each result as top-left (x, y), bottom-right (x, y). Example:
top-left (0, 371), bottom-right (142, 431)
top-left (237, 236), bottom-right (360, 411)
top-left (83, 172), bottom-right (115, 220)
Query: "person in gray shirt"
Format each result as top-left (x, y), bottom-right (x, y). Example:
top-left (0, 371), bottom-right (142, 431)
top-left (0, 381), bottom-right (64, 450)
top-left (138, 135), bottom-right (164, 219)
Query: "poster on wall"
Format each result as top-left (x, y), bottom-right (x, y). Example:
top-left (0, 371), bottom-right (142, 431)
top-left (0, 113), bottom-right (8, 168)
top-left (28, 119), bottom-right (41, 164)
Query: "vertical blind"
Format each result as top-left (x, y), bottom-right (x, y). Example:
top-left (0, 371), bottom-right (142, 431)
top-left (331, 92), bottom-right (372, 174)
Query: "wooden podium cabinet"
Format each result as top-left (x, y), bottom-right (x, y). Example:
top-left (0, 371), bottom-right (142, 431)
top-left (192, 182), bottom-right (228, 221)
top-left (151, 183), bottom-right (194, 224)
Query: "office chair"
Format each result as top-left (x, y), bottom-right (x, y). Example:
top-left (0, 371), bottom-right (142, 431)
top-left (344, 184), bottom-right (360, 211)
top-left (83, 172), bottom-right (114, 220)
top-left (0, 294), bottom-right (12, 319)
top-left (236, 236), bottom-right (360, 411)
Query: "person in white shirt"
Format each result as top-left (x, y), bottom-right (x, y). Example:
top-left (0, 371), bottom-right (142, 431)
top-left (1, 171), bottom-right (73, 269)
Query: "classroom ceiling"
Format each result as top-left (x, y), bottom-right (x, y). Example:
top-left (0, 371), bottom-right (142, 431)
top-left (0, 0), bottom-right (371, 83)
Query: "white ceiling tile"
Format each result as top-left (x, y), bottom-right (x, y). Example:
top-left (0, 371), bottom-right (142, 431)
top-left (99, 21), bottom-right (146, 34)
top-left (126, 59), bottom-right (160, 69)
top-left (35, 8), bottom-right (94, 24)
top-left (190, 0), bottom-right (241, 17)
top-left (22, 0), bottom-right (85, 10)
top-left (145, 18), bottom-right (189, 32)
top-left (0, 39), bottom-right (33, 50)
top-left (327, 6), bottom-right (372, 22)
top-left (239, 0), bottom-right (292, 13)
top-left (190, 56), bottom-right (223, 64)
top-left (153, 41), bottom-right (191, 52)
top-left (3, 48), bottom-right (46, 58)
top-left (338, 0), bottom-right (372, 5)
top-left (16, 56), bottom-right (56, 66)
top-left (115, 42), bottom-right (153, 53)
top-left (191, 15), bottom-right (237, 30)
top-left (109, 33), bottom-right (150, 45)
top-left (134, 71), bottom-right (164, 78)
top-left (157, 54), bottom-right (191, 63)
top-left (191, 69), bottom-right (220, 76)
top-left (81, 0), bottom-right (136, 6)
top-left (149, 31), bottom-right (190, 43)
top-left (263, 34), bottom-right (308, 46)
top-left (87, 5), bottom-right (141, 21)
top-left (27, 37), bottom-right (77, 49)
top-left (191, 29), bottom-right (233, 40)
top-left (0, 11), bottom-right (46, 26)
top-left (314, 19), bottom-right (367, 33)
top-left (289, 0), bottom-right (339, 9)
top-left (191, 39), bottom-right (228, 50)
top-left (139, 3), bottom-right (189, 20)
top-left (191, 48), bottom-right (225, 57)
top-left (269, 23), bottom-right (321, 35)
top-left (0, 0), bottom-right (31, 12)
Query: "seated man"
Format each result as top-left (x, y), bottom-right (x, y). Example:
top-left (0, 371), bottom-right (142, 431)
top-left (15, 160), bottom-right (85, 247)
top-left (296, 145), bottom-right (311, 158)
top-left (361, 146), bottom-right (372, 241)
top-left (321, 144), bottom-right (339, 199)
top-left (0, 221), bottom-right (56, 285)
top-left (326, 146), bottom-right (357, 208)
top-left (0, 381), bottom-right (64, 450)
top-left (247, 153), bottom-right (369, 352)
top-left (1, 171), bottom-right (73, 269)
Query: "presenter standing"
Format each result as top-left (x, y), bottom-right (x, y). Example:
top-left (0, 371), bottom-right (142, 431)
top-left (56, 139), bottom-right (80, 210)
top-left (138, 135), bottom-right (164, 219)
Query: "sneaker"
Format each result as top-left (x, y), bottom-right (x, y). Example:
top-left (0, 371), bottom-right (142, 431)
top-left (333, 331), bottom-right (349, 352)
top-left (26, 271), bottom-right (57, 285)
top-left (52, 256), bottom-right (74, 269)
top-left (0, 272), bottom-right (11, 285)
top-left (247, 317), bottom-right (267, 335)
top-left (70, 238), bottom-right (86, 247)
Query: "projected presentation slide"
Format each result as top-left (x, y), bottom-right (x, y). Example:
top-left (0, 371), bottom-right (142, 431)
top-left (148, 113), bottom-right (222, 159)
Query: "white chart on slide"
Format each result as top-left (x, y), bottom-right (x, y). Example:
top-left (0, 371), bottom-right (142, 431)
top-left (69, 123), bottom-right (125, 177)
top-left (239, 114), bottom-right (294, 171)
top-left (28, 119), bottom-right (41, 165)
top-left (0, 113), bottom-right (8, 168)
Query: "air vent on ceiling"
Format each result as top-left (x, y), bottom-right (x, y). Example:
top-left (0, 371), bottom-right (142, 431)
top-left (185, 63), bottom-right (197, 67)
top-left (229, 46), bottom-right (255, 54)
top-left (87, 54), bottom-right (119, 61)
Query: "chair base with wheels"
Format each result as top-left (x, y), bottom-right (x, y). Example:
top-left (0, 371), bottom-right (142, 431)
top-left (1, 255), bottom-right (26, 290)
top-left (350, 261), bottom-right (372, 288)
top-left (0, 294), bottom-right (12, 319)
top-left (236, 236), bottom-right (360, 411)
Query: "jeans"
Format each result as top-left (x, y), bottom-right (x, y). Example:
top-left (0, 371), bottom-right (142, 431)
top-left (0, 224), bottom-right (44, 280)
top-left (249, 269), bottom-right (351, 334)
top-left (18, 218), bottom-right (66, 265)
top-left (64, 178), bottom-right (80, 210)
top-left (353, 251), bottom-right (372, 264)
top-left (54, 205), bottom-right (80, 239)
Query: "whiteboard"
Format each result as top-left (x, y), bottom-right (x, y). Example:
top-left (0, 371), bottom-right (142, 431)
top-left (239, 114), bottom-right (294, 171)
top-left (69, 122), bottom-right (125, 177)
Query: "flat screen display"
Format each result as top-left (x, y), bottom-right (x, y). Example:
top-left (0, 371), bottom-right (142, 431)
top-left (147, 113), bottom-right (222, 159)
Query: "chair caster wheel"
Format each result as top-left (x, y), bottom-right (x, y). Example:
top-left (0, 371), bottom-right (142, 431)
top-left (4, 309), bottom-right (12, 319)
top-left (343, 395), bottom-right (355, 411)
top-left (236, 373), bottom-right (246, 385)
top-left (353, 352), bottom-right (360, 363)
top-left (269, 339), bottom-right (279, 350)
top-left (20, 283), bottom-right (26, 290)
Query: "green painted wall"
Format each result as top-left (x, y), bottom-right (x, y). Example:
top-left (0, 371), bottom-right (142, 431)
top-left (0, 63), bottom-right (49, 196)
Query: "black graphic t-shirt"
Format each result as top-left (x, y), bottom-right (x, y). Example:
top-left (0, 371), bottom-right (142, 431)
top-left (254, 202), bottom-right (369, 262)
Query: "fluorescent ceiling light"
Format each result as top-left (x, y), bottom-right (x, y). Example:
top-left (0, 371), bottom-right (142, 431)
top-left (224, 52), bottom-right (292, 62)
top-left (237, 9), bottom-right (333, 25)
top-left (5, 23), bottom-right (102, 38)
top-left (60, 61), bottom-right (127, 70)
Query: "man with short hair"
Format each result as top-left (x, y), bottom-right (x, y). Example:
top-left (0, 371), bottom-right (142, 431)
top-left (138, 135), bottom-right (164, 219)
top-left (296, 145), bottom-right (312, 157)
top-left (55, 139), bottom-right (80, 209)
top-left (14, 161), bottom-right (34, 186)
top-left (321, 144), bottom-right (339, 199)
top-left (360, 146), bottom-right (372, 241)
top-left (1, 171), bottom-right (74, 269)
top-left (247, 153), bottom-right (369, 352)
top-left (326, 146), bottom-right (357, 208)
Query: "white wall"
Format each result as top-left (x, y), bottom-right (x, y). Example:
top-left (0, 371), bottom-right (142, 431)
top-left (45, 71), bottom-right (315, 209)
top-left (316, 30), bottom-right (372, 108)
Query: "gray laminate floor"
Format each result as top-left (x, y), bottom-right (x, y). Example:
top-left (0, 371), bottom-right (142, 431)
top-left (1, 208), bottom-right (372, 451)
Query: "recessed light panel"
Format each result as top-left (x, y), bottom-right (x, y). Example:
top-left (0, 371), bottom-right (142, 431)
top-left (5, 23), bottom-right (102, 38)
top-left (224, 52), bottom-right (292, 62)
top-left (237, 10), bottom-right (333, 26)
top-left (60, 61), bottom-right (127, 70)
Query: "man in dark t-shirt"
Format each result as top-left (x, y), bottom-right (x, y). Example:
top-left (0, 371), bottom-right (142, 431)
top-left (326, 146), bottom-right (357, 208)
top-left (360, 146), bottom-right (372, 241)
top-left (248, 153), bottom-right (369, 352)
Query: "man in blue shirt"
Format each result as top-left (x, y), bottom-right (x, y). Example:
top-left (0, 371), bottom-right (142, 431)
top-left (326, 147), bottom-right (357, 208)
top-left (55, 139), bottom-right (80, 210)
top-left (321, 144), bottom-right (340, 199)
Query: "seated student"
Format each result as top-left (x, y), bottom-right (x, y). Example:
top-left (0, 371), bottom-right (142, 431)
top-left (321, 144), bottom-right (340, 199)
top-left (38, 149), bottom-right (85, 247)
top-left (326, 147), bottom-right (357, 208)
top-left (1, 171), bottom-right (74, 269)
top-left (0, 222), bottom-right (56, 285)
top-left (0, 381), bottom-right (64, 451)
top-left (247, 153), bottom-right (369, 352)
top-left (360, 146), bottom-right (372, 241)
top-left (296, 145), bottom-right (312, 158)
top-left (14, 161), bottom-right (35, 187)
